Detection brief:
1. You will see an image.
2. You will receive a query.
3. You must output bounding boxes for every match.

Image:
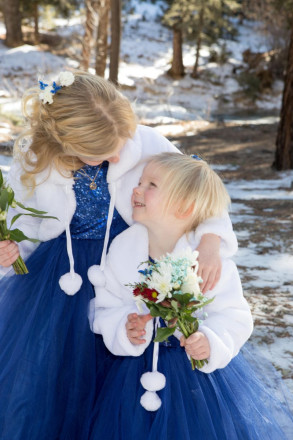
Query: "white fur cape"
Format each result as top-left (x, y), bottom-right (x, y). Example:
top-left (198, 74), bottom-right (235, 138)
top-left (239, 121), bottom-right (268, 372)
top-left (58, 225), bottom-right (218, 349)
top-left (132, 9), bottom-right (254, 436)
top-left (1, 124), bottom-right (236, 278)
top-left (91, 223), bottom-right (253, 374)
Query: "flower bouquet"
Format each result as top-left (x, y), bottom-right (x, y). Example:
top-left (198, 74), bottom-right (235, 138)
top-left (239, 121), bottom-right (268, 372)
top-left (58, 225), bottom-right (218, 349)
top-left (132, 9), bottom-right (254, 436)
top-left (132, 248), bottom-right (214, 370)
top-left (0, 169), bottom-right (58, 274)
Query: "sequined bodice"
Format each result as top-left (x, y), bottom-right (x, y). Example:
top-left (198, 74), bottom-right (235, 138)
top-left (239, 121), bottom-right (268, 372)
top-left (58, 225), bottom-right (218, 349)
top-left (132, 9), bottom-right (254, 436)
top-left (70, 162), bottom-right (128, 240)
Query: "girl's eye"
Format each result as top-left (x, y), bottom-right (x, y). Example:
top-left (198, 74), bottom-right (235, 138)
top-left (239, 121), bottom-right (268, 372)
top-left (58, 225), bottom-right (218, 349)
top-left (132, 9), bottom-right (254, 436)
top-left (138, 181), bottom-right (141, 186)
top-left (150, 182), bottom-right (157, 187)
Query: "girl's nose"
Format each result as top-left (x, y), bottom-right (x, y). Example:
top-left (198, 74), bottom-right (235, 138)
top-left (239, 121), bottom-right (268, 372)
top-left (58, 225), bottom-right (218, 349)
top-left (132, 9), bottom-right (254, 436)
top-left (133, 186), bottom-right (141, 195)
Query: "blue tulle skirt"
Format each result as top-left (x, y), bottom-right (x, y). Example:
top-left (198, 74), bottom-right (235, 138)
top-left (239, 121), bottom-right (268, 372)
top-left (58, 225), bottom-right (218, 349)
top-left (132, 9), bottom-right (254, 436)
top-left (89, 334), bottom-right (293, 440)
top-left (0, 236), bottom-right (109, 440)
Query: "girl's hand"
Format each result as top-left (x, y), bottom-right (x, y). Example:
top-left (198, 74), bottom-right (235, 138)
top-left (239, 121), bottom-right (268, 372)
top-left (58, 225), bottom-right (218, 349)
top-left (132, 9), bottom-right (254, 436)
top-left (196, 233), bottom-right (221, 293)
top-left (126, 313), bottom-right (152, 345)
top-left (0, 240), bottom-right (19, 267)
top-left (180, 332), bottom-right (210, 360)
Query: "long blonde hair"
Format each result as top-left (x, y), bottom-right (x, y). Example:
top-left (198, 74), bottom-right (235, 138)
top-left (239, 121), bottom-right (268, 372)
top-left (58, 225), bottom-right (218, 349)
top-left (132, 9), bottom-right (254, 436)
top-left (15, 71), bottom-right (137, 188)
top-left (146, 153), bottom-right (231, 231)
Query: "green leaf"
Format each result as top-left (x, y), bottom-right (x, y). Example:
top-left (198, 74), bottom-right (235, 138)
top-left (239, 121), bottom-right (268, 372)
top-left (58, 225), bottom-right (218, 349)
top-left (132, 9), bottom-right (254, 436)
top-left (10, 212), bottom-right (58, 227)
top-left (15, 201), bottom-right (50, 215)
top-left (171, 299), bottom-right (179, 312)
top-left (8, 228), bottom-right (39, 243)
top-left (154, 326), bottom-right (175, 343)
top-left (0, 169), bottom-right (3, 188)
top-left (173, 292), bottom-right (193, 306)
top-left (148, 303), bottom-right (170, 319)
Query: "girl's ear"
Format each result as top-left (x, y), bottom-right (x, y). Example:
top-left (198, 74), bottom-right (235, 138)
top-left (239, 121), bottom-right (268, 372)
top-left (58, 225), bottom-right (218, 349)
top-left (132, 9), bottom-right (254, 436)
top-left (175, 202), bottom-right (194, 219)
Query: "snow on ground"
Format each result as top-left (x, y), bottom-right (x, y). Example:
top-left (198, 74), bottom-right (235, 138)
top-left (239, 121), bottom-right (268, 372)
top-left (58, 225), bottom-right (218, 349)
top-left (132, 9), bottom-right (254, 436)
top-left (0, 0), bottom-right (282, 127)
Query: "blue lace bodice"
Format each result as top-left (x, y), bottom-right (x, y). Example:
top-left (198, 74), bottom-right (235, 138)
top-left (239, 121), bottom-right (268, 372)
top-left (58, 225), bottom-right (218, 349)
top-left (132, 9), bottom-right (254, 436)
top-left (70, 162), bottom-right (128, 240)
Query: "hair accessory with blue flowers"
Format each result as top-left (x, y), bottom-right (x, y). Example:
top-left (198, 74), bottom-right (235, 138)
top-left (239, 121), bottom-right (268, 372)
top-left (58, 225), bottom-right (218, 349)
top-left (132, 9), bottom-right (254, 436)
top-left (191, 154), bottom-right (202, 161)
top-left (38, 71), bottom-right (75, 105)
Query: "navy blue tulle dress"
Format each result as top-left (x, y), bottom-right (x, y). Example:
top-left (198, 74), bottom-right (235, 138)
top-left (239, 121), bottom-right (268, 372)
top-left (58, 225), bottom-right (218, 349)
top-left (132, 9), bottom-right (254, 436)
top-left (0, 162), bottom-right (128, 440)
top-left (89, 329), bottom-right (293, 437)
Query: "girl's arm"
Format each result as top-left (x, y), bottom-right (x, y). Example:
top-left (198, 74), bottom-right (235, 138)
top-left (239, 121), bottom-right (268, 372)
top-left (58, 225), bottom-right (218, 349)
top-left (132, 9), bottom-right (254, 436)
top-left (191, 258), bottom-right (253, 373)
top-left (192, 212), bottom-right (238, 292)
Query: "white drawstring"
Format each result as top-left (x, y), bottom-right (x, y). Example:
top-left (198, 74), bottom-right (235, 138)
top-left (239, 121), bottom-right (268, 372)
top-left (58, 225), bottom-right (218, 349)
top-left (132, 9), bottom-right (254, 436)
top-left (140, 317), bottom-right (166, 412)
top-left (59, 185), bottom-right (83, 295)
top-left (100, 183), bottom-right (116, 270)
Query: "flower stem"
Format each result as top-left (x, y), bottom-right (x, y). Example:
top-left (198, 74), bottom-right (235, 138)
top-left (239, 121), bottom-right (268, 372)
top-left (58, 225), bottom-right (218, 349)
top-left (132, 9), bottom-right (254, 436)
top-left (12, 256), bottom-right (29, 275)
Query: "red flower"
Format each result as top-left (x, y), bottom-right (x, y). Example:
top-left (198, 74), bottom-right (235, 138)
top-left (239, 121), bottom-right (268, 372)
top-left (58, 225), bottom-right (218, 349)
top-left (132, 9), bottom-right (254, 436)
top-left (133, 286), bottom-right (159, 302)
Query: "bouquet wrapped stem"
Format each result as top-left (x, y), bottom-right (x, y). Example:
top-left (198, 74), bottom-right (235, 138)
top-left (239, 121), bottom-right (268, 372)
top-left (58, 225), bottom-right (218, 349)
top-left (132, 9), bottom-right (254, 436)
top-left (0, 169), bottom-right (58, 275)
top-left (131, 250), bottom-right (214, 371)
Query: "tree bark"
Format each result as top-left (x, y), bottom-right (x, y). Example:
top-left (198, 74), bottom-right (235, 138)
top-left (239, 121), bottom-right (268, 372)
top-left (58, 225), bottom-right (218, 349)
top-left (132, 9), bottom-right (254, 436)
top-left (191, 4), bottom-right (205, 79)
top-left (109, 0), bottom-right (121, 85)
top-left (273, 26), bottom-right (293, 170)
top-left (95, 0), bottom-right (110, 77)
top-left (34, 2), bottom-right (39, 44)
top-left (168, 27), bottom-right (185, 79)
top-left (3, 0), bottom-right (23, 48)
top-left (81, 0), bottom-right (99, 71)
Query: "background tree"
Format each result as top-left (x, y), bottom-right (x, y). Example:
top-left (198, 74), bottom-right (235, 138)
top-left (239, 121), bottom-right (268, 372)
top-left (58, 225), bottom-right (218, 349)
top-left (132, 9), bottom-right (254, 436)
top-left (2, 0), bottom-right (23, 47)
top-left (273, 1), bottom-right (293, 170)
top-left (163, 0), bottom-right (239, 79)
top-left (163, 1), bottom-right (186, 78)
top-left (95, 0), bottom-right (110, 77)
top-left (81, 0), bottom-right (99, 70)
top-left (109, 0), bottom-right (121, 84)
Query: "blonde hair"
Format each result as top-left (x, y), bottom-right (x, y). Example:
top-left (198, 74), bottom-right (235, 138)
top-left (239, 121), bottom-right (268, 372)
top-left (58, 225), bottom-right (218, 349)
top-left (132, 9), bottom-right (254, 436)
top-left (146, 153), bottom-right (231, 231)
top-left (15, 70), bottom-right (137, 188)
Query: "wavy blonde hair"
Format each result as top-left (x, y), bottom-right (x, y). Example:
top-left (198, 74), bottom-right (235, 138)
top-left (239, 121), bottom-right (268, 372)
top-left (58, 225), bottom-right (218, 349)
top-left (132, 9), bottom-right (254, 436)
top-left (146, 153), bottom-right (231, 231)
top-left (15, 71), bottom-right (137, 188)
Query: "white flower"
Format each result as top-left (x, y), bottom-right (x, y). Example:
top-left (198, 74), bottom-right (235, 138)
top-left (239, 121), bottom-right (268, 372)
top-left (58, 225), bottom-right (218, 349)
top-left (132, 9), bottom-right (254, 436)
top-left (39, 89), bottom-right (53, 104)
top-left (148, 268), bottom-right (172, 299)
top-left (58, 71), bottom-right (75, 87)
top-left (181, 267), bottom-right (201, 296)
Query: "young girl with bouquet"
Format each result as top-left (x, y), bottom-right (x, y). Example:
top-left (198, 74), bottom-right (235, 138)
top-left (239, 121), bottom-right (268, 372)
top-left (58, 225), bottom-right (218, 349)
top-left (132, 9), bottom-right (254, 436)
top-left (0, 72), bottom-right (234, 439)
top-left (89, 153), bottom-right (293, 439)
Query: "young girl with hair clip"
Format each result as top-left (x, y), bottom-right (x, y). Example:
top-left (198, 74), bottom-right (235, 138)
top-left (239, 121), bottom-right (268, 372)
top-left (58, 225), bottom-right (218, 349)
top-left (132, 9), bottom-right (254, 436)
top-left (89, 153), bottom-right (293, 439)
top-left (0, 72), bottom-right (237, 440)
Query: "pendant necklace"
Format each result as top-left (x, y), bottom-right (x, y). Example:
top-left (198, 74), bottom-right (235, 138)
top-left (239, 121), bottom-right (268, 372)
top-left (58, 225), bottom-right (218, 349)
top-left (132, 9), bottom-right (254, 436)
top-left (76, 163), bottom-right (103, 190)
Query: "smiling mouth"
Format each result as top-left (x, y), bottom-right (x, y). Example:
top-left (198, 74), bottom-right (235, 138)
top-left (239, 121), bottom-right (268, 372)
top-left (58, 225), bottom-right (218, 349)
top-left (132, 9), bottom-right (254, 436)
top-left (133, 201), bottom-right (145, 207)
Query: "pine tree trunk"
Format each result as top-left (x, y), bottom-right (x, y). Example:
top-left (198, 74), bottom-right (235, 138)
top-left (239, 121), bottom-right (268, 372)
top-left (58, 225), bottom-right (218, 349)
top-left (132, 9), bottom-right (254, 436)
top-left (191, 5), bottom-right (205, 79)
top-left (81, 0), bottom-right (98, 71)
top-left (109, 0), bottom-right (121, 85)
top-left (3, 0), bottom-right (23, 48)
top-left (168, 27), bottom-right (185, 79)
top-left (34, 2), bottom-right (39, 44)
top-left (273, 26), bottom-right (293, 170)
top-left (95, 0), bottom-right (110, 77)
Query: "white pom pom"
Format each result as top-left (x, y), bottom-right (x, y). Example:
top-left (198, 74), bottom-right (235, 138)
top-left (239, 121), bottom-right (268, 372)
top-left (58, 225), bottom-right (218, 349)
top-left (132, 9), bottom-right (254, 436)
top-left (59, 272), bottom-right (83, 295)
top-left (140, 391), bottom-right (162, 411)
top-left (88, 265), bottom-right (106, 287)
top-left (140, 371), bottom-right (166, 392)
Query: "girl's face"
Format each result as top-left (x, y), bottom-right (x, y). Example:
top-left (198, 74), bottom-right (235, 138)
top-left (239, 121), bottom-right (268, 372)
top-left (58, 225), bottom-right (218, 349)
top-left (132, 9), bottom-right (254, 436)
top-left (131, 163), bottom-right (175, 227)
top-left (78, 138), bottom-right (126, 166)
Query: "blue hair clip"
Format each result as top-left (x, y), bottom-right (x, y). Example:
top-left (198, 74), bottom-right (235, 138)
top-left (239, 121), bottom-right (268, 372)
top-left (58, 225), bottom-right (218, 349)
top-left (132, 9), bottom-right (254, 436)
top-left (39, 80), bottom-right (48, 90)
top-left (51, 81), bottom-right (62, 94)
top-left (191, 154), bottom-right (202, 161)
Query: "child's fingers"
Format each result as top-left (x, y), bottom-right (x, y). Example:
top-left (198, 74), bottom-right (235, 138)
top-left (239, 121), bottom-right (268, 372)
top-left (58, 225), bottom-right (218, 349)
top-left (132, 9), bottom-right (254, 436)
top-left (139, 313), bottom-right (152, 325)
top-left (127, 313), bottom-right (138, 323)
top-left (0, 241), bottom-right (19, 267)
